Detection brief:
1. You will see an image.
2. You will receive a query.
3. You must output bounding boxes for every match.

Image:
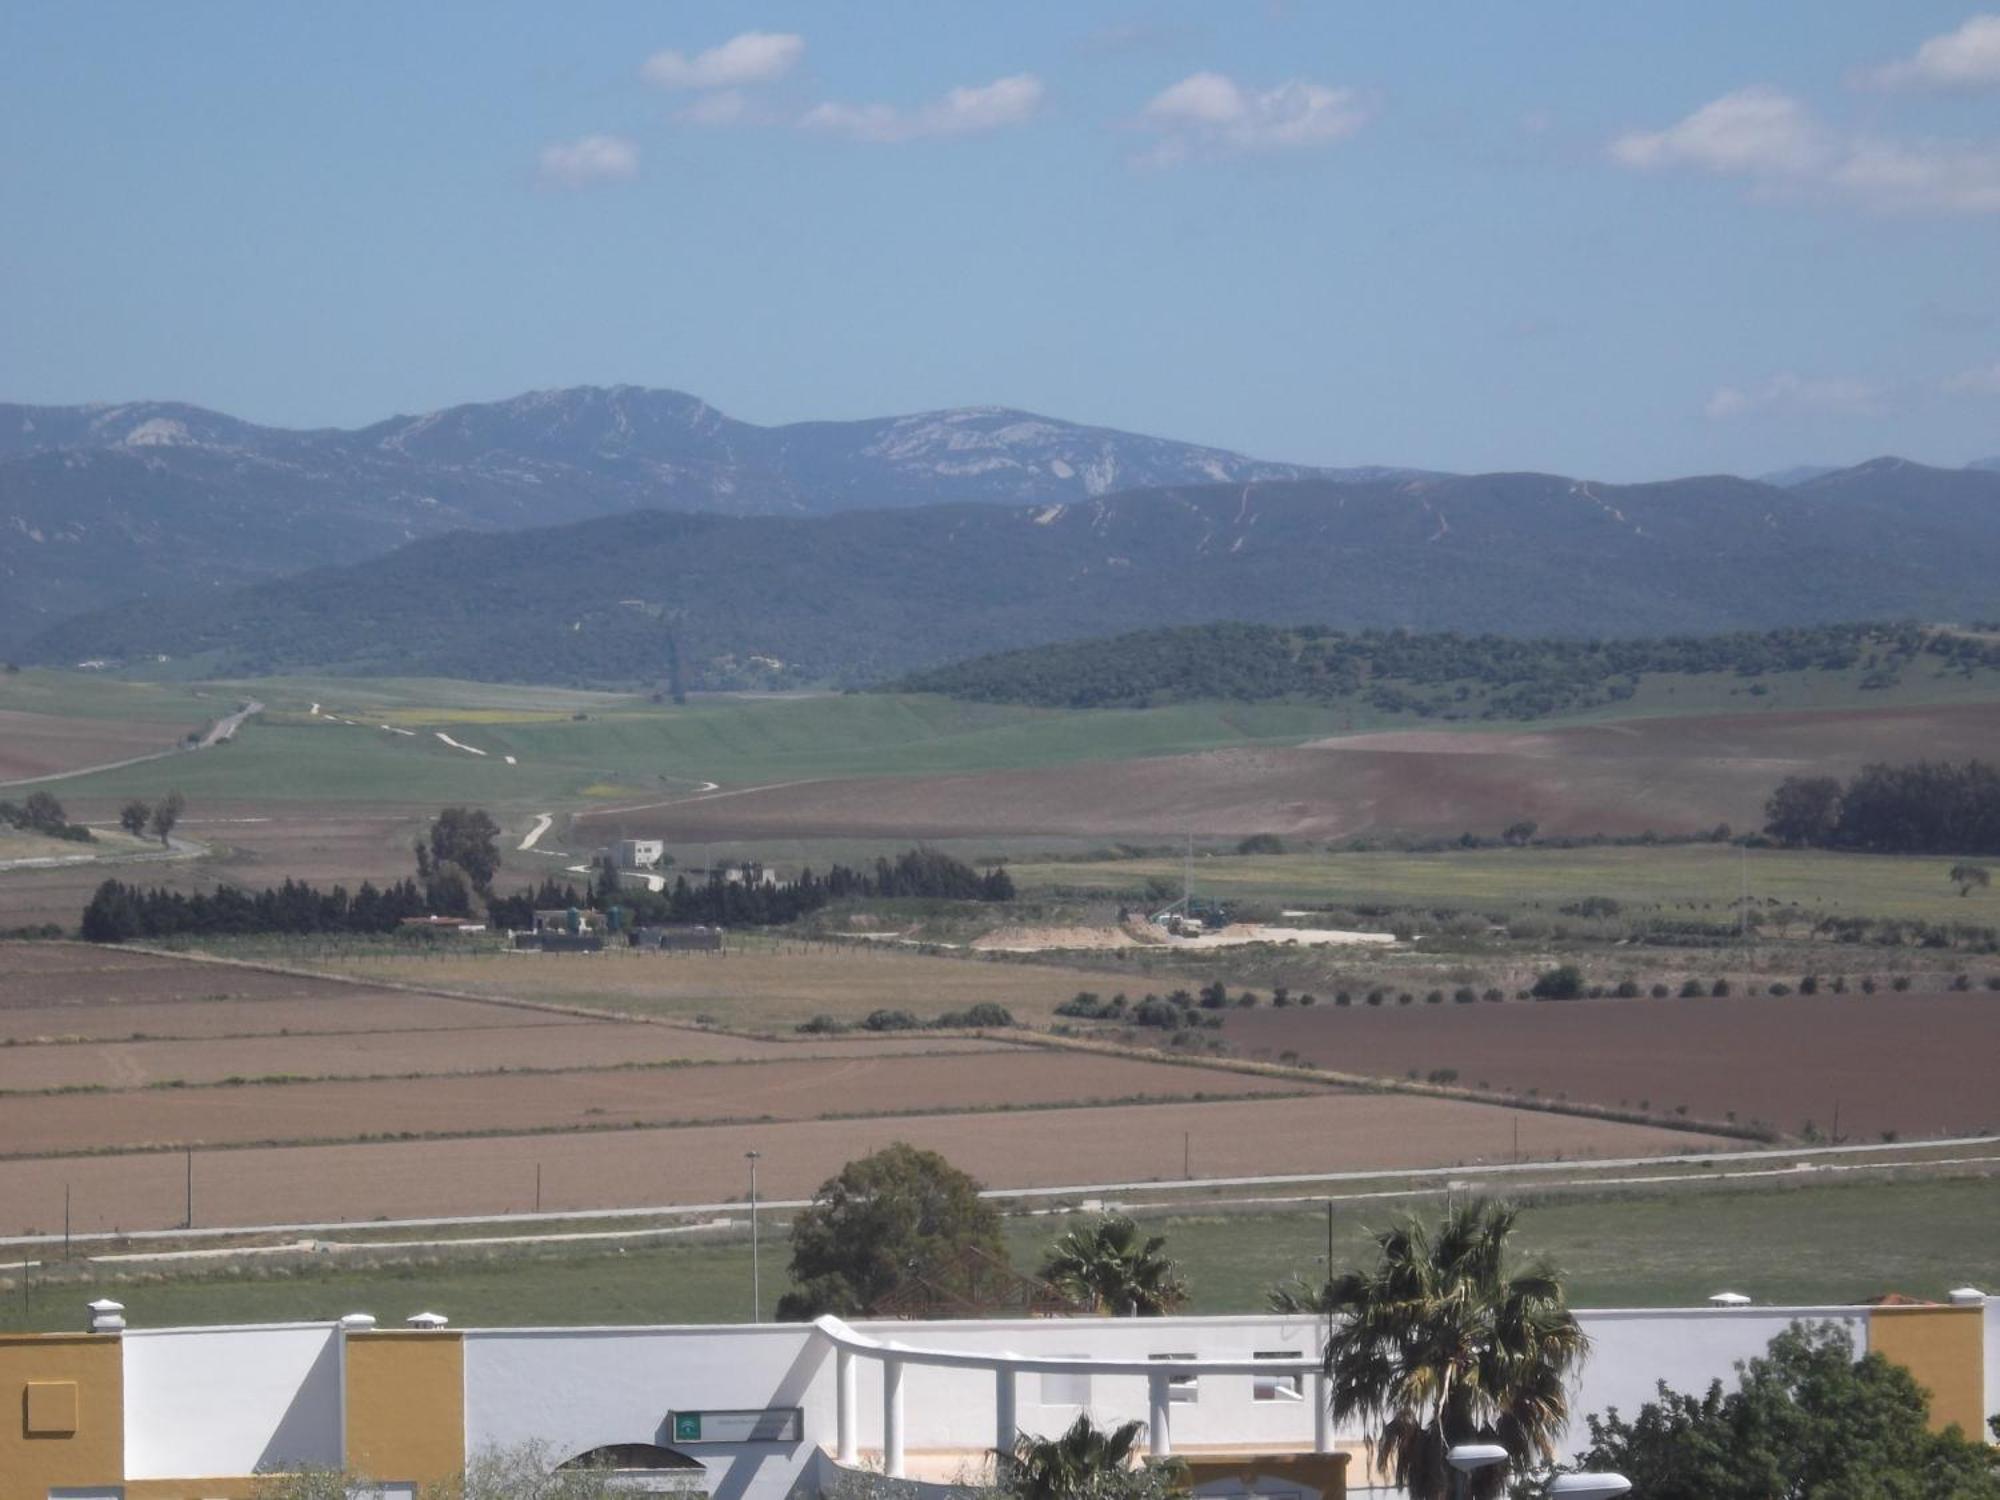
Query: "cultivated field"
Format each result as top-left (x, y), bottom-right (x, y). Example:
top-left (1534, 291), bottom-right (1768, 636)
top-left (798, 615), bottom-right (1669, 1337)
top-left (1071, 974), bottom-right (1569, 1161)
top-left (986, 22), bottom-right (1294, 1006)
top-left (0, 943), bottom-right (1728, 1237)
top-left (0, 1090), bottom-right (1724, 1238)
top-left (1009, 844), bottom-right (1994, 923)
top-left (1220, 987), bottom-right (2000, 1141)
top-left (578, 701), bottom-right (2000, 845)
top-left (308, 943), bottom-right (1152, 1030)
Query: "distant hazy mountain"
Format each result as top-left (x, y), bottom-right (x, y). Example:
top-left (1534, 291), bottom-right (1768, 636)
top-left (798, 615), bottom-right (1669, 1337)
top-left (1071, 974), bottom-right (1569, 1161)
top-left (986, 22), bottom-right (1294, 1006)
top-left (1758, 464), bottom-right (1840, 487)
top-left (0, 387), bottom-right (1363, 649)
top-left (30, 463), bottom-right (2000, 686)
top-left (1972, 456), bottom-right (2000, 472)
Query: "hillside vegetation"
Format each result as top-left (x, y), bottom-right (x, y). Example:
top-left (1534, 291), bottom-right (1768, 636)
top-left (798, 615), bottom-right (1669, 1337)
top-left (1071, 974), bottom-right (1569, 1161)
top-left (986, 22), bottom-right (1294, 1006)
top-left (896, 621), bottom-right (2000, 720)
top-left (26, 461), bottom-right (2000, 684)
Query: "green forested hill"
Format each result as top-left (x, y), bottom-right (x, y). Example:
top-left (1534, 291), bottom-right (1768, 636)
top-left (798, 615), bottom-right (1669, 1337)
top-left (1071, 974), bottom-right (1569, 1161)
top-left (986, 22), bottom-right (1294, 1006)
top-left (24, 462), bottom-right (2000, 687)
top-left (892, 622), bottom-right (2000, 720)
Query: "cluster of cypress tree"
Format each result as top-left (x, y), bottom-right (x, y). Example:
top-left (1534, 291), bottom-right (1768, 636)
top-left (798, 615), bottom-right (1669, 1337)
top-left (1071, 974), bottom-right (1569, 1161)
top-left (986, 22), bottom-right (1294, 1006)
top-left (1765, 759), bottom-right (2000, 854)
top-left (80, 877), bottom-right (433, 943)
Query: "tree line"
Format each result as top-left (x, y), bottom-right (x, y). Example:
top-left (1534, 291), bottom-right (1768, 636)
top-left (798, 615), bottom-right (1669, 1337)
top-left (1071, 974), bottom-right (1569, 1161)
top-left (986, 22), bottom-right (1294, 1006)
top-left (1764, 759), bottom-right (2000, 853)
top-left (80, 847), bottom-right (1013, 944)
top-left (893, 620), bottom-right (2000, 718)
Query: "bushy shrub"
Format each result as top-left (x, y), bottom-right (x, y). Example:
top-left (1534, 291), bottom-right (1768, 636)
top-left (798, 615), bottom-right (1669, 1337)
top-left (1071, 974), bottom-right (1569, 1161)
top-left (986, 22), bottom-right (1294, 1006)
top-left (1767, 983), bottom-right (1791, 997)
top-left (1613, 980), bottom-right (1641, 998)
top-left (863, 1008), bottom-right (922, 1031)
top-left (1531, 965), bottom-right (1585, 1000)
top-left (1453, 987), bottom-right (1477, 1004)
top-left (1711, 979), bottom-right (1731, 997)
top-left (1650, 983), bottom-right (1670, 998)
top-left (1482, 988), bottom-right (1504, 1003)
top-left (797, 1014), bottom-right (850, 1034)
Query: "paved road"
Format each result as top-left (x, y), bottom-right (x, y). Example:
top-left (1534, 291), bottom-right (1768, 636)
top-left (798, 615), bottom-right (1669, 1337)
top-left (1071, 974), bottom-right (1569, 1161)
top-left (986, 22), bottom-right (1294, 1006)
top-left (0, 699), bottom-right (264, 789)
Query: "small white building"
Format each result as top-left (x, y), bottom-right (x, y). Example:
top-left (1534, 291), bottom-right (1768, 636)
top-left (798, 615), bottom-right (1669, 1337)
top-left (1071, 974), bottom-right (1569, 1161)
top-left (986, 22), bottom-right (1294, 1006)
top-left (616, 838), bottom-right (666, 870)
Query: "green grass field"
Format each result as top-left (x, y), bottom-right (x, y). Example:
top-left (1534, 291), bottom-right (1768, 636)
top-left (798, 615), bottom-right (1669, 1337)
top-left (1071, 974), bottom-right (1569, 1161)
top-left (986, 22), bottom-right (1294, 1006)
top-left (4, 1175), bottom-right (1989, 1332)
top-left (25, 648), bottom-right (2000, 812)
top-left (1012, 846), bottom-right (1993, 923)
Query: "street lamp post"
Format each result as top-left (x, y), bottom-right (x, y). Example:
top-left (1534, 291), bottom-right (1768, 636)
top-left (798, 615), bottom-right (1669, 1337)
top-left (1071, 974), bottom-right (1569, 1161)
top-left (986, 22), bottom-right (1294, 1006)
top-left (746, 1150), bottom-right (762, 1323)
top-left (1547, 1474), bottom-right (1632, 1498)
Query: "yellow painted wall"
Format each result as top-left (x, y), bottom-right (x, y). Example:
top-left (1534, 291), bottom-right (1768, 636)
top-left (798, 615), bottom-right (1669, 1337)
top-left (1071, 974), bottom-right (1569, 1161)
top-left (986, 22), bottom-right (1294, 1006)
top-left (0, 1332), bottom-right (124, 1495)
top-left (1868, 1305), bottom-right (1986, 1437)
top-left (126, 1479), bottom-right (264, 1500)
top-left (345, 1330), bottom-right (465, 1486)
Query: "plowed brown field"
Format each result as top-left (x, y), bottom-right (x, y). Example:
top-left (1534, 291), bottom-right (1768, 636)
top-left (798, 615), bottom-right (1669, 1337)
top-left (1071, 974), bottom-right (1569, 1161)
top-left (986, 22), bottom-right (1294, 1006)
top-left (1222, 988), bottom-right (2000, 1140)
top-left (0, 1049), bottom-right (1302, 1154)
top-left (0, 1023), bottom-right (1012, 1091)
top-left (0, 1092), bottom-right (1728, 1236)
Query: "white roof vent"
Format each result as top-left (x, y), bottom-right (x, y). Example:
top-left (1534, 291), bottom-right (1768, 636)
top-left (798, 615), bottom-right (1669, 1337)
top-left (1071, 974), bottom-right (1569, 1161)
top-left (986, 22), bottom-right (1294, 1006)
top-left (1707, 1292), bottom-right (1752, 1307)
top-left (87, 1297), bottom-right (126, 1333)
top-left (406, 1310), bottom-right (449, 1329)
top-left (340, 1312), bottom-right (379, 1330)
top-left (1948, 1287), bottom-right (1986, 1305)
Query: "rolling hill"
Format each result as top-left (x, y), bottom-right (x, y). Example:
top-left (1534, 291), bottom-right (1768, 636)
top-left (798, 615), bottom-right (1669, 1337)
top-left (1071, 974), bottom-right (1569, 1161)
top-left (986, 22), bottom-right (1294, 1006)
top-left (0, 387), bottom-right (1336, 650)
top-left (25, 463), bottom-right (2000, 686)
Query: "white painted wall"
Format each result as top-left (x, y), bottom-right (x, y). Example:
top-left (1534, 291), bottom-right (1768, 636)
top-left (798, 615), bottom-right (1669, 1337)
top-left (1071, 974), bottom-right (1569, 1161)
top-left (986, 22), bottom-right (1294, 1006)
top-left (464, 1326), bottom-right (835, 1500)
top-left (124, 1323), bottom-right (343, 1479)
top-left (1566, 1308), bottom-right (1868, 1455)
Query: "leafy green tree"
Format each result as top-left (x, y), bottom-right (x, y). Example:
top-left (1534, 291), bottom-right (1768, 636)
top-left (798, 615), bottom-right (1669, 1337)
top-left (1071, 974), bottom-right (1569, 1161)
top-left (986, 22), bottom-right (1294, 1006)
top-left (1004, 1415), bottom-right (1186, 1500)
top-left (1764, 775), bottom-right (1845, 847)
top-left (1039, 1215), bottom-right (1188, 1316)
top-left (777, 1143), bottom-right (1003, 1320)
top-left (1323, 1199), bottom-right (1588, 1500)
top-left (150, 790), bottom-right (184, 846)
top-left (1949, 862), bottom-right (1991, 897)
top-left (119, 799), bottom-right (152, 838)
top-left (426, 806), bottom-right (503, 891)
top-left (1562, 1320), bottom-right (2000, 1500)
top-left (1502, 820), bottom-right (1539, 847)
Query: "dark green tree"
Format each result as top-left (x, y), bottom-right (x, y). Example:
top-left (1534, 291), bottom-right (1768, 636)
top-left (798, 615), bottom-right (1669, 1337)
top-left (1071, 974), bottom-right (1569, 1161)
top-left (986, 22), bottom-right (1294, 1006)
top-left (150, 790), bottom-right (185, 847)
top-left (1039, 1215), bottom-right (1188, 1316)
top-left (776, 1143), bottom-right (1003, 1320)
top-left (1323, 1199), bottom-right (1588, 1500)
top-left (1763, 775), bottom-right (1844, 847)
top-left (426, 806), bottom-right (502, 892)
top-left (119, 800), bottom-right (152, 838)
top-left (1562, 1320), bottom-right (2000, 1500)
top-left (1949, 862), bottom-right (1991, 897)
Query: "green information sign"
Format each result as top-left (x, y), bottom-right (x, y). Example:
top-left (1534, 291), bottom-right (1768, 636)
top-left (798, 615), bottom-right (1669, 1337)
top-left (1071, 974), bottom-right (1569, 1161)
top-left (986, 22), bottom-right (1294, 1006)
top-left (674, 1412), bottom-right (703, 1442)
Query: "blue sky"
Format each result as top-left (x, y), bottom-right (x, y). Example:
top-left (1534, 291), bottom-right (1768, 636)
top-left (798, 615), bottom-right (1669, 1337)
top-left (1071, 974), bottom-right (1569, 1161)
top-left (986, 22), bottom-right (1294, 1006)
top-left (3, 2), bottom-right (1998, 480)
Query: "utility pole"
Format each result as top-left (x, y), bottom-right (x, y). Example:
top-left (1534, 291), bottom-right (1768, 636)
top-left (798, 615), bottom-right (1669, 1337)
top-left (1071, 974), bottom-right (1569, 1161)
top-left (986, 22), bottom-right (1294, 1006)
top-left (746, 1151), bottom-right (762, 1323)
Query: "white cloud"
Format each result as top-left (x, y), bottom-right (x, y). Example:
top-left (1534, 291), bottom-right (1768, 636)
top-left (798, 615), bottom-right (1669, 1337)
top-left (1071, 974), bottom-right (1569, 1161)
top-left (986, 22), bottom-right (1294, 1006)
top-left (1137, 71), bottom-right (1370, 164)
top-left (1609, 87), bottom-right (1828, 176)
top-left (801, 74), bottom-right (1044, 143)
top-left (1943, 362), bottom-right (2000, 395)
top-left (680, 90), bottom-right (760, 128)
top-left (1611, 87), bottom-right (2000, 214)
top-left (536, 134), bottom-right (639, 189)
top-left (643, 32), bottom-right (803, 91)
top-left (1704, 373), bottom-right (1885, 422)
top-left (1828, 139), bottom-right (2000, 214)
top-left (1862, 14), bottom-right (2000, 90)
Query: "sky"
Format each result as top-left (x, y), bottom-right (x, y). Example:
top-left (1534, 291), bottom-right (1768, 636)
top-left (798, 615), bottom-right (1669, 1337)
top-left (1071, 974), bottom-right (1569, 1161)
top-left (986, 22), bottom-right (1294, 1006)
top-left (3, 2), bottom-right (1999, 481)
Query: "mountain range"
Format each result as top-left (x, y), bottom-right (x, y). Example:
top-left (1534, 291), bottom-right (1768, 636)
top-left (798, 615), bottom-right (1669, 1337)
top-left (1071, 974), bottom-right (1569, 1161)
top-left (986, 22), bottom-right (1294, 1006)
top-left (24, 458), bottom-right (2000, 687)
top-left (0, 386), bottom-right (1365, 650)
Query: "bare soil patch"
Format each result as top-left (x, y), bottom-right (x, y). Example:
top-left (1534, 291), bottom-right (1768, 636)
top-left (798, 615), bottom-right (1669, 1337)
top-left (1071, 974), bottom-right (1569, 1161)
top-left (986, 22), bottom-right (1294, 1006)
top-left (1222, 989), bottom-right (2000, 1140)
top-left (0, 710), bottom-right (190, 782)
top-left (576, 702), bottom-right (2000, 842)
top-left (0, 1049), bottom-right (1306, 1155)
top-left (0, 1092), bottom-right (1728, 1236)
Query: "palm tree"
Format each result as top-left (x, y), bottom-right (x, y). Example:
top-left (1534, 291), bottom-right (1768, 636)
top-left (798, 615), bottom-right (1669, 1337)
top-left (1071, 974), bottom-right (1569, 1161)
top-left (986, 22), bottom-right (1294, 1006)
top-left (1322, 1199), bottom-right (1588, 1500)
top-left (1004, 1415), bottom-right (1185, 1500)
top-left (1040, 1215), bottom-right (1188, 1316)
